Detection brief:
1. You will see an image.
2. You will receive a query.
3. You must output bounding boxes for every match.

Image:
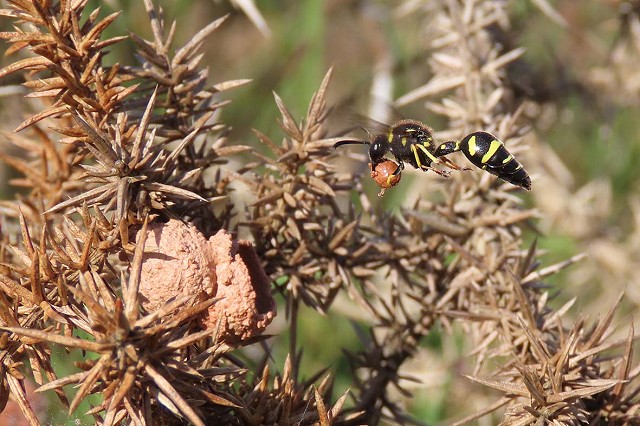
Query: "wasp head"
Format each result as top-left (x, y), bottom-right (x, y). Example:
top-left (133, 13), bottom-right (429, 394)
top-left (369, 134), bottom-right (389, 166)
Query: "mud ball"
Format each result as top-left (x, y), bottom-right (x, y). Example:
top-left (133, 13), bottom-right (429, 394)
top-left (369, 160), bottom-right (402, 196)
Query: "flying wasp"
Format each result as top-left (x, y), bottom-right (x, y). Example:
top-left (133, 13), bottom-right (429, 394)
top-left (333, 119), bottom-right (532, 192)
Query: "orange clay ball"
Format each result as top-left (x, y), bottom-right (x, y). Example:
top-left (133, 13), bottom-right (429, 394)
top-left (369, 160), bottom-right (402, 196)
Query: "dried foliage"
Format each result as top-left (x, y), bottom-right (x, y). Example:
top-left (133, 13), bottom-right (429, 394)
top-left (0, 0), bottom-right (638, 425)
top-left (0, 0), bottom-right (327, 424)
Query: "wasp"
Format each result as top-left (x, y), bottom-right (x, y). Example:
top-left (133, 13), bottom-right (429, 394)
top-left (333, 119), bottom-right (531, 191)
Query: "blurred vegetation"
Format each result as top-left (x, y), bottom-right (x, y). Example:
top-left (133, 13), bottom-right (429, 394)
top-left (1, 0), bottom-right (639, 425)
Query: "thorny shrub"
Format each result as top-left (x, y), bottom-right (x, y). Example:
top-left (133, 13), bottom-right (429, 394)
top-left (0, 1), bottom-right (638, 425)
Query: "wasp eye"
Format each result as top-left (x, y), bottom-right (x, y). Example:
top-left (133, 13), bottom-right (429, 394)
top-left (369, 136), bottom-right (387, 163)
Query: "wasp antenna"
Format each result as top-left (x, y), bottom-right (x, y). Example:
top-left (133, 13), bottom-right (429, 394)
top-left (333, 140), bottom-right (371, 149)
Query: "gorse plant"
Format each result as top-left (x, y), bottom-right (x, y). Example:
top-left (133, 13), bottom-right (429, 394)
top-left (0, 0), bottom-right (638, 425)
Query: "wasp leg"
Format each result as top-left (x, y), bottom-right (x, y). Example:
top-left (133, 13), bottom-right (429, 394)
top-left (434, 140), bottom-right (472, 171)
top-left (391, 160), bottom-right (405, 176)
top-left (438, 156), bottom-right (471, 171)
top-left (424, 166), bottom-right (451, 177)
top-left (411, 143), bottom-right (452, 177)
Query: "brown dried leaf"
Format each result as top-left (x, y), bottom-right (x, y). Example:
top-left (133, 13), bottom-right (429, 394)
top-left (44, 182), bottom-right (118, 214)
top-left (464, 374), bottom-right (530, 397)
top-left (273, 92), bottom-right (303, 141)
top-left (143, 182), bottom-right (207, 202)
top-left (6, 374), bottom-right (40, 426)
top-left (212, 78), bottom-right (252, 92)
top-left (0, 56), bottom-right (51, 79)
top-left (145, 363), bottom-right (205, 426)
top-left (172, 14), bottom-right (229, 67)
top-left (15, 105), bottom-right (68, 133)
top-left (0, 326), bottom-right (110, 353)
top-left (546, 380), bottom-right (621, 403)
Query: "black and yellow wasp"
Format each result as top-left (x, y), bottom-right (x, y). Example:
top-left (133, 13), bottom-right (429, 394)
top-left (333, 119), bottom-right (531, 190)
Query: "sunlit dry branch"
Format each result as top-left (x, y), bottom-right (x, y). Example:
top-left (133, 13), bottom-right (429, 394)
top-left (0, 0), bottom-right (638, 425)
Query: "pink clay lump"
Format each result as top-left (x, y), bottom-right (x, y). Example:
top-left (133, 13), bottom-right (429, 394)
top-left (136, 219), bottom-right (276, 342)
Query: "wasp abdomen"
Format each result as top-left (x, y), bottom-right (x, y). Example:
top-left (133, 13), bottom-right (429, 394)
top-left (459, 132), bottom-right (532, 190)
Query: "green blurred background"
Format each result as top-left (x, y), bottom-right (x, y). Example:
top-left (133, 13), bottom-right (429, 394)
top-left (1, 0), bottom-right (639, 424)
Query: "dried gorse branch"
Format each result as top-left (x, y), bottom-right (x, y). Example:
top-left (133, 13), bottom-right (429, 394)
top-left (0, 0), bottom-right (638, 425)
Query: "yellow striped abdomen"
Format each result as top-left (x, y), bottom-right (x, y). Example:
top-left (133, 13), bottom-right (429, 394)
top-left (459, 132), bottom-right (531, 190)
